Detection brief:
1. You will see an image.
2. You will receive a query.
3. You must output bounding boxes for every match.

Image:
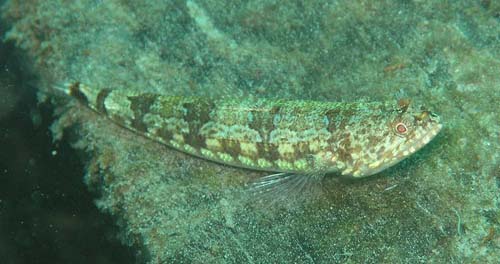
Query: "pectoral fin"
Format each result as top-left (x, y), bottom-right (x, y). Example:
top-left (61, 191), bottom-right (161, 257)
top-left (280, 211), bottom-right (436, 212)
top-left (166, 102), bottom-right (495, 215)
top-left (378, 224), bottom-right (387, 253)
top-left (248, 171), bottom-right (325, 202)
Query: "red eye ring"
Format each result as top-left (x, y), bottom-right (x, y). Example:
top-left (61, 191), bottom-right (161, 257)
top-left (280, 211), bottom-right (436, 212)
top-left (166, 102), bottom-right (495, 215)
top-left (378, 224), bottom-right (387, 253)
top-left (396, 123), bottom-right (408, 134)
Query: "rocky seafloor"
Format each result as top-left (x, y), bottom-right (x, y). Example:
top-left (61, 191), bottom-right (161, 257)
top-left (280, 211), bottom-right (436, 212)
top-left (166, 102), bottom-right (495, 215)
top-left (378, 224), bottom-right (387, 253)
top-left (1, 0), bottom-right (498, 263)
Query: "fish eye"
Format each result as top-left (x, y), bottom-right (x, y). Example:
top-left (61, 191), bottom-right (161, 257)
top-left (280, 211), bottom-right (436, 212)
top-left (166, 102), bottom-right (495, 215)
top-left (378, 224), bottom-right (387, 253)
top-left (395, 122), bottom-right (408, 134)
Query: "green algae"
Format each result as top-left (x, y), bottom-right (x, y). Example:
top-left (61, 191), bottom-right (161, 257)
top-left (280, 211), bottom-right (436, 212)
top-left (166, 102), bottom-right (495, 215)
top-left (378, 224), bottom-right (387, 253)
top-left (1, 0), bottom-right (499, 262)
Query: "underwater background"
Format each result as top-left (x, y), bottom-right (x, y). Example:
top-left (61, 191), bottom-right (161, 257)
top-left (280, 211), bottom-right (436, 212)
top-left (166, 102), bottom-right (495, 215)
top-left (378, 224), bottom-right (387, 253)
top-left (0, 16), bottom-right (135, 264)
top-left (1, 0), bottom-right (499, 263)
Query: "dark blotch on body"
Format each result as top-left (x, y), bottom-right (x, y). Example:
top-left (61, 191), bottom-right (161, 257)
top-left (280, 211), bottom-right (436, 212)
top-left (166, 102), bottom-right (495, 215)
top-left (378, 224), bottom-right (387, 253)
top-left (128, 94), bottom-right (158, 132)
top-left (96, 89), bottom-right (111, 114)
top-left (68, 82), bottom-right (89, 105)
top-left (219, 139), bottom-right (242, 161)
top-left (181, 99), bottom-right (213, 149)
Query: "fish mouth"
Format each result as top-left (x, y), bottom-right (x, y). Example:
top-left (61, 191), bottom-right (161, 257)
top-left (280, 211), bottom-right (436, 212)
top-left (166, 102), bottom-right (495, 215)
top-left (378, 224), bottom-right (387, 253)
top-left (412, 122), bottom-right (442, 152)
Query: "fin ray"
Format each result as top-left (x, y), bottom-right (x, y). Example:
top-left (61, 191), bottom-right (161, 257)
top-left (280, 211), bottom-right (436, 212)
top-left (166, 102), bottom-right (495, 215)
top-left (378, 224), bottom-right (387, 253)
top-left (248, 171), bottom-right (325, 203)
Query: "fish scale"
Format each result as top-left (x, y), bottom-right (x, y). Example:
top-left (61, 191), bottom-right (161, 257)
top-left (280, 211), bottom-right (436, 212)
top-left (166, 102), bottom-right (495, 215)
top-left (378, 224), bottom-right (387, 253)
top-left (65, 82), bottom-right (442, 181)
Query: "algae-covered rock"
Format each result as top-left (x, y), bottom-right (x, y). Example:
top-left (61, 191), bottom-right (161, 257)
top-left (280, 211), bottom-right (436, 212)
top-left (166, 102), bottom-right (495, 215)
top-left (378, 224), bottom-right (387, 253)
top-left (2, 0), bottom-right (498, 262)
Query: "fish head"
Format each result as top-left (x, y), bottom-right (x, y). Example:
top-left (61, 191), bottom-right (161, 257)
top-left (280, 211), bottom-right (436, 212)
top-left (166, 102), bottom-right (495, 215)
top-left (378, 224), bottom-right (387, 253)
top-left (339, 100), bottom-right (442, 178)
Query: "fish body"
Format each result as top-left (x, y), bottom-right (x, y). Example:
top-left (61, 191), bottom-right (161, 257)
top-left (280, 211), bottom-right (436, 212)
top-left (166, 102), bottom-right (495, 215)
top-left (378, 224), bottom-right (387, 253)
top-left (66, 82), bottom-right (442, 179)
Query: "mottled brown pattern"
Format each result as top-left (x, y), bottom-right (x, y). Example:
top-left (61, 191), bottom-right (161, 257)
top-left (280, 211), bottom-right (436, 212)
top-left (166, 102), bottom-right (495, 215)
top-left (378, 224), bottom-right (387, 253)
top-left (258, 141), bottom-right (281, 165)
top-left (66, 82), bottom-right (442, 178)
top-left (129, 94), bottom-right (158, 132)
top-left (154, 127), bottom-right (174, 145)
top-left (181, 100), bottom-right (212, 149)
top-left (219, 138), bottom-right (242, 161)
